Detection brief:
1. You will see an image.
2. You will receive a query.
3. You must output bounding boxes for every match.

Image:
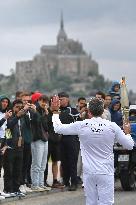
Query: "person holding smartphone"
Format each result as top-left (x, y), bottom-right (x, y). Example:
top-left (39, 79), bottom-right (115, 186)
top-left (0, 95), bottom-right (12, 199)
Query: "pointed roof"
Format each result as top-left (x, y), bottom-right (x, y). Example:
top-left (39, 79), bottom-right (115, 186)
top-left (60, 11), bottom-right (64, 30)
top-left (57, 12), bottom-right (67, 43)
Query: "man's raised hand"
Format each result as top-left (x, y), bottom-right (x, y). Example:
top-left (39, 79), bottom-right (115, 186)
top-left (51, 95), bottom-right (60, 112)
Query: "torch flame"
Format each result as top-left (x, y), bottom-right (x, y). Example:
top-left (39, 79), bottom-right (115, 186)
top-left (121, 77), bottom-right (126, 85)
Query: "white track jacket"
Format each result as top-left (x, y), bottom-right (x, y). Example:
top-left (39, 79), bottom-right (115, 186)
top-left (52, 114), bottom-right (134, 175)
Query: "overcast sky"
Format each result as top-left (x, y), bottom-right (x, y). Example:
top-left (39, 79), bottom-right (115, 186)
top-left (0, 0), bottom-right (136, 91)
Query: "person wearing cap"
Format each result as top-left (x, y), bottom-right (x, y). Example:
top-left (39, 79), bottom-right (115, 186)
top-left (57, 92), bottom-right (81, 191)
top-left (51, 96), bottom-right (134, 205)
top-left (31, 92), bottom-right (42, 104)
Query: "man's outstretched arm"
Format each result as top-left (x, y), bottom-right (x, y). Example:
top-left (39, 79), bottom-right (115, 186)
top-left (52, 113), bottom-right (80, 136)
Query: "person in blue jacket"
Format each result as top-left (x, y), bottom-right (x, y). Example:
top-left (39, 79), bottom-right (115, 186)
top-left (109, 81), bottom-right (120, 100)
top-left (110, 99), bottom-right (123, 128)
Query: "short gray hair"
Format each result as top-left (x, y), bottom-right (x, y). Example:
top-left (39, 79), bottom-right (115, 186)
top-left (89, 97), bottom-right (104, 117)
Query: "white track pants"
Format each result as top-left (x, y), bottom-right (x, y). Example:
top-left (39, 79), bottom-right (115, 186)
top-left (77, 150), bottom-right (83, 177)
top-left (83, 173), bottom-right (114, 205)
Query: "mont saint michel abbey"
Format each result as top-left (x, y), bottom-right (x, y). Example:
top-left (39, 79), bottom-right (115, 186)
top-left (15, 15), bottom-right (99, 91)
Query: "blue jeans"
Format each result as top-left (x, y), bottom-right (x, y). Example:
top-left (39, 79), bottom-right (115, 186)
top-left (31, 140), bottom-right (48, 186)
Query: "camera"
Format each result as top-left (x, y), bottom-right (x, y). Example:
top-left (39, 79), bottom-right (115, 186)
top-left (28, 100), bottom-right (32, 104)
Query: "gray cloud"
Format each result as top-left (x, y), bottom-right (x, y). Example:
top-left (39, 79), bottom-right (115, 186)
top-left (0, 0), bottom-right (136, 91)
top-left (0, 0), bottom-right (136, 27)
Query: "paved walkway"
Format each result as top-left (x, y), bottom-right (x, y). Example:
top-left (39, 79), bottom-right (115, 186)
top-left (0, 162), bottom-right (57, 191)
top-left (0, 162), bottom-right (128, 204)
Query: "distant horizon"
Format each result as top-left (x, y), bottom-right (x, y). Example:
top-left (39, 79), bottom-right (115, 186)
top-left (0, 65), bottom-right (133, 93)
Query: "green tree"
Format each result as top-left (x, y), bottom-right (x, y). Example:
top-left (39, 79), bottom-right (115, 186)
top-left (92, 75), bottom-right (105, 91)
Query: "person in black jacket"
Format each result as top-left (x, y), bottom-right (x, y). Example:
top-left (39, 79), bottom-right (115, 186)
top-left (58, 92), bottom-right (80, 191)
top-left (19, 92), bottom-right (34, 193)
top-left (44, 97), bottom-right (63, 188)
top-left (0, 95), bottom-right (12, 178)
top-left (30, 95), bottom-right (51, 191)
top-left (3, 100), bottom-right (26, 196)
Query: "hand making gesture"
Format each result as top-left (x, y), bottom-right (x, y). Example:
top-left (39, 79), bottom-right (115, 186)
top-left (51, 95), bottom-right (60, 113)
top-left (4, 110), bottom-right (12, 119)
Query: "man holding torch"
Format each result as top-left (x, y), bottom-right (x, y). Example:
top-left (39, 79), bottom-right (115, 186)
top-left (51, 96), bottom-right (134, 205)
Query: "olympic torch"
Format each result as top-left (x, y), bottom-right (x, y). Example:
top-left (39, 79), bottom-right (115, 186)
top-left (120, 77), bottom-right (129, 124)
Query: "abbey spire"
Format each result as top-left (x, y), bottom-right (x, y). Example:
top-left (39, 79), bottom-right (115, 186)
top-left (57, 11), bottom-right (67, 43)
top-left (60, 11), bottom-right (64, 29)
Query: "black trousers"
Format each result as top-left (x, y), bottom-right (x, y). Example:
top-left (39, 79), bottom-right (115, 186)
top-left (0, 154), bottom-right (3, 177)
top-left (3, 149), bottom-right (23, 193)
top-left (61, 136), bottom-right (80, 186)
top-left (44, 140), bottom-right (61, 183)
top-left (0, 138), bottom-right (6, 177)
top-left (22, 142), bottom-right (31, 185)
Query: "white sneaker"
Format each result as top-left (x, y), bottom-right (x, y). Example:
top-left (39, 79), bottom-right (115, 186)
top-left (31, 186), bottom-right (45, 192)
top-left (37, 187), bottom-right (45, 192)
top-left (0, 192), bottom-right (11, 198)
top-left (40, 185), bottom-right (51, 191)
top-left (24, 184), bottom-right (33, 193)
top-left (19, 185), bottom-right (27, 194)
top-left (10, 193), bottom-right (17, 197)
top-left (0, 195), bottom-right (5, 200)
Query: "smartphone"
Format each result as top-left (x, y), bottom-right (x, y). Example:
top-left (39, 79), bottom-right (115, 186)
top-left (28, 100), bottom-right (32, 104)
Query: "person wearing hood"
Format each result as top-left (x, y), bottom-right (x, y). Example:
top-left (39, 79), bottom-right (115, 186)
top-left (0, 95), bottom-right (12, 141)
top-left (0, 96), bottom-right (12, 177)
top-left (110, 98), bottom-right (123, 172)
top-left (109, 81), bottom-right (120, 100)
top-left (3, 99), bottom-right (27, 196)
top-left (0, 95), bottom-right (12, 199)
top-left (110, 99), bottom-right (123, 128)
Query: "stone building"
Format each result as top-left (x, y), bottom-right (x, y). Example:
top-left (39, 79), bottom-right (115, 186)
top-left (16, 14), bottom-right (99, 90)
